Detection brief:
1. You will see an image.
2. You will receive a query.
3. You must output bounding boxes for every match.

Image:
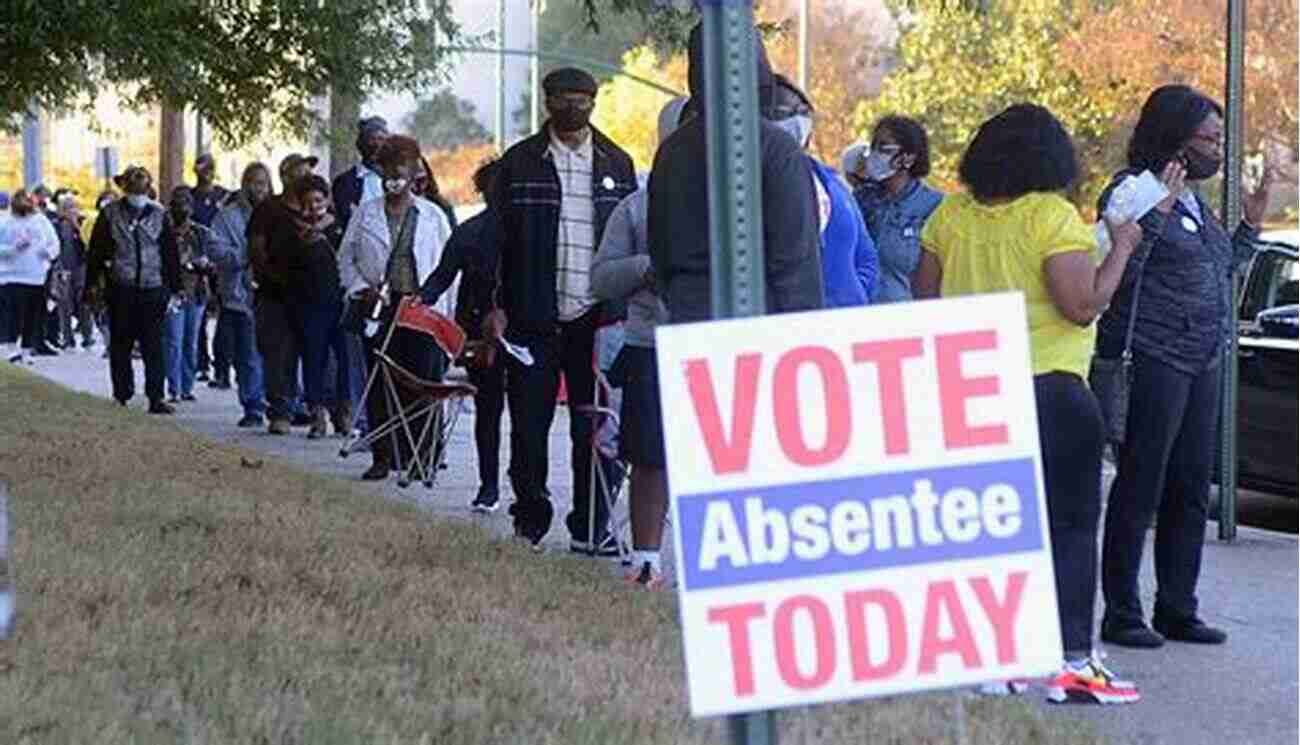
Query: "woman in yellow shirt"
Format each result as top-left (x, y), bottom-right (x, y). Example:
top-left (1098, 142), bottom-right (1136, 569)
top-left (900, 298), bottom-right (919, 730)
top-left (915, 104), bottom-right (1146, 705)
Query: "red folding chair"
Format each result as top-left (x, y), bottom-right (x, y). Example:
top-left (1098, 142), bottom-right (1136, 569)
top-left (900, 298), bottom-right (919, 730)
top-left (340, 296), bottom-right (477, 489)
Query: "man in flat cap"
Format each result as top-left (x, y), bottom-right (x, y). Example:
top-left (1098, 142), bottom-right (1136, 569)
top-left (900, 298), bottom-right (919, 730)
top-left (482, 66), bottom-right (637, 553)
top-left (190, 151), bottom-right (230, 387)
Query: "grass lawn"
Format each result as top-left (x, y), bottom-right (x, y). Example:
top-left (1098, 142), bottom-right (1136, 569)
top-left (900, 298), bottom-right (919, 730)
top-left (0, 363), bottom-right (1106, 744)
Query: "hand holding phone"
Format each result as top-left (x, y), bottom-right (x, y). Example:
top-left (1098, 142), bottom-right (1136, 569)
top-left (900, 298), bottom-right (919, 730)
top-left (1153, 161), bottom-right (1186, 214)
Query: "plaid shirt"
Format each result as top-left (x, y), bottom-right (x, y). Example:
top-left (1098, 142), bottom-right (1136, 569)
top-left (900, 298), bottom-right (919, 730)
top-left (549, 129), bottom-right (597, 321)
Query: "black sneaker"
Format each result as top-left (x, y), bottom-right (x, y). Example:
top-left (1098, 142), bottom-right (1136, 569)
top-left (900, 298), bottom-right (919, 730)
top-left (237, 414), bottom-right (265, 428)
top-left (471, 487), bottom-right (500, 513)
top-left (1153, 616), bottom-right (1227, 645)
top-left (196, 371), bottom-right (210, 382)
top-left (148, 401), bottom-right (176, 415)
top-left (1101, 621), bottom-right (1165, 649)
top-left (208, 378), bottom-right (231, 390)
top-left (291, 412), bottom-right (313, 427)
top-left (181, 393), bottom-right (197, 402)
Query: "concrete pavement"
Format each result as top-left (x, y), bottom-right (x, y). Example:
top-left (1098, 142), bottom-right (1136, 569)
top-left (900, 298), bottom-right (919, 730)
top-left (14, 344), bottom-right (1298, 745)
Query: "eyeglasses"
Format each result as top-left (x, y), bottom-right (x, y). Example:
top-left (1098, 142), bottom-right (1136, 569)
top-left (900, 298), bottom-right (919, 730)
top-left (870, 144), bottom-right (902, 156)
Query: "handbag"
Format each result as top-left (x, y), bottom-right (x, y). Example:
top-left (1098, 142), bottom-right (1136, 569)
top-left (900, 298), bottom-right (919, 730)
top-left (1088, 247), bottom-right (1147, 446)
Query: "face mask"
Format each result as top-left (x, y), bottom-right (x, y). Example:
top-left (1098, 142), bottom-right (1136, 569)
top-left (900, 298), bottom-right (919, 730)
top-left (303, 208), bottom-right (328, 223)
top-left (127, 194), bottom-right (150, 209)
top-left (1181, 148), bottom-right (1222, 181)
top-left (864, 151), bottom-right (900, 182)
top-left (170, 208), bottom-right (191, 225)
top-left (773, 115), bottom-right (813, 150)
top-left (383, 178), bottom-right (409, 197)
top-left (549, 104), bottom-right (592, 134)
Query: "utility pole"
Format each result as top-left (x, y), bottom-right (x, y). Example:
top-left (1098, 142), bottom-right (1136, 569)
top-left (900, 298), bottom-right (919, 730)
top-left (21, 107), bottom-right (42, 189)
top-left (1218, 0), bottom-right (1246, 542)
top-left (496, 0), bottom-right (508, 152)
top-left (159, 105), bottom-right (186, 200)
top-left (531, 0), bottom-right (544, 133)
top-left (797, 0), bottom-right (809, 91)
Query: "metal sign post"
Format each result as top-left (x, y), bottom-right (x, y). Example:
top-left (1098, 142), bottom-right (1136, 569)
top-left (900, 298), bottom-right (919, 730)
top-left (1218, 0), bottom-right (1245, 542)
top-left (699, 0), bottom-right (772, 741)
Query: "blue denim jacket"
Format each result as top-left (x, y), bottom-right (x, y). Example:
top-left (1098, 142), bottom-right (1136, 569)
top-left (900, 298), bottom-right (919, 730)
top-left (853, 179), bottom-right (944, 303)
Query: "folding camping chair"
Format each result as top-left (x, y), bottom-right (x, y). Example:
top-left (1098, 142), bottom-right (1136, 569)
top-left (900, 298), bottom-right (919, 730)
top-left (573, 328), bottom-right (632, 564)
top-left (340, 296), bottom-right (477, 490)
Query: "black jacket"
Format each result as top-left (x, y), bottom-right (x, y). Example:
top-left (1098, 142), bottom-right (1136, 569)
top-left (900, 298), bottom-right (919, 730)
top-left (1096, 169), bottom-right (1258, 376)
top-left (422, 205), bottom-right (501, 340)
top-left (490, 124), bottom-right (637, 336)
top-left (331, 166), bottom-right (366, 235)
top-left (647, 24), bottom-right (824, 324)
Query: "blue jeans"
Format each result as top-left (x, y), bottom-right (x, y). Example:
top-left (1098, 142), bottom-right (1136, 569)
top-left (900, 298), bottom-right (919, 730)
top-left (221, 308), bottom-right (266, 418)
top-left (292, 301), bottom-right (353, 409)
top-left (164, 299), bottom-right (205, 397)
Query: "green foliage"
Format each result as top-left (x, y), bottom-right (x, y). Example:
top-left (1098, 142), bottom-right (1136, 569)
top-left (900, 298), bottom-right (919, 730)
top-left (855, 0), bottom-right (1117, 207)
top-left (404, 89), bottom-right (491, 150)
top-left (0, 0), bottom-right (461, 147)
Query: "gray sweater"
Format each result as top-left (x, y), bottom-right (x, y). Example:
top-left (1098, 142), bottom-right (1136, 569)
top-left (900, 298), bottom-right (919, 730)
top-left (591, 189), bottom-right (668, 348)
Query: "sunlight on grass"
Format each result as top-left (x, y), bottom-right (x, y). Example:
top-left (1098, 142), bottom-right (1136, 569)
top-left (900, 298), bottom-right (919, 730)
top-left (0, 364), bottom-right (1105, 744)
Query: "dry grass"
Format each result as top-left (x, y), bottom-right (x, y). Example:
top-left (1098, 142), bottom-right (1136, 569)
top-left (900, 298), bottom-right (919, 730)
top-left (0, 364), bottom-right (1107, 744)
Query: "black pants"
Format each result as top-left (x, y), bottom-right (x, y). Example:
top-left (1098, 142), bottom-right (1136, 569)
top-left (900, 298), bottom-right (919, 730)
top-left (1035, 372), bottom-right (1106, 656)
top-left (505, 310), bottom-right (600, 541)
top-left (255, 295), bottom-right (300, 420)
top-left (1103, 352), bottom-right (1220, 627)
top-left (0, 284), bottom-right (44, 350)
top-left (108, 285), bottom-right (168, 404)
top-left (467, 350), bottom-right (507, 491)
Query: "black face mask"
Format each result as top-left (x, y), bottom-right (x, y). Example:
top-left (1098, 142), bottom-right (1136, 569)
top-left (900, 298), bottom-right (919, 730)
top-left (549, 105), bottom-right (592, 134)
top-left (170, 208), bottom-right (192, 225)
top-left (1182, 148), bottom-right (1222, 181)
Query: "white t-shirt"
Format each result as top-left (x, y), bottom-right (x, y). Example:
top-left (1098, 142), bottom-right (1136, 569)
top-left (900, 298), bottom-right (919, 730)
top-left (0, 212), bottom-right (58, 286)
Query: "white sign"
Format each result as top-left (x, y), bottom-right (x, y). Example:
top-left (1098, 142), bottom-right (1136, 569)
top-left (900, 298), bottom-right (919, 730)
top-left (94, 146), bottom-right (120, 181)
top-left (656, 293), bottom-right (1062, 717)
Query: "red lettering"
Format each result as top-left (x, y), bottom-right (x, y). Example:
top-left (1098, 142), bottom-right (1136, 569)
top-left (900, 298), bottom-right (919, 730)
top-left (844, 589), bottom-right (907, 682)
top-left (772, 346), bottom-right (851, 467)
top-left (852, 338), bottom-right (924, 456)
top-left (969, 572), bottom-right (1027, 665)
top-left (685, 354), bottom-right (762, 474)
top-left (935, 331), bottom-right (1009, 450)
top-left (918, 580), bottom-right (981, 673)
top-left (773, 595), bottom-right (836, 690)
top-left (708, 602), bottom-right (767, 696)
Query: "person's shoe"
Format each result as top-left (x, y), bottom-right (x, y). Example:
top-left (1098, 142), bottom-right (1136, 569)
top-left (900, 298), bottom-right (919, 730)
top-left (208, 378), bottom-right (231, 390)
top-left (361, 458), bottom-right (391, 481)
top-left (31, 345), bottom-right (58, 357)
top-left (977, 679), bottom-right (1031, 697)
top-left (148, 400), bottom-right (175, 415)
top-left (570, 532), bottom-right (623, 558)
top-left (196, 371), bottom-right (209, 382)
top-left (470, 487), bottom-right (500, 513)
top-left (1101, 620), bottom-right (1165, 649)
top-left (1153, 615), bottom-right (1228, 645)
top-left (331, 404), bottom-right (353, 438)
top-left (1046, 656), bottom-right (1140, 705)
top-left (291, 412), bottom-right (313, 427)
top-left (237, 414), bottom-right (265, 428)
top-left (307, 407), bottom-right (329, 440)
top-left (167, 395), bottom-right (181, 404)
top-left (623, 562), bottom-right (668, 590)
top-left (115, 398), bottom-right (129, 407)
top-left (267, 418), bottom-right (292, 436)
top-left (181, 393), bottom-right (197, 402)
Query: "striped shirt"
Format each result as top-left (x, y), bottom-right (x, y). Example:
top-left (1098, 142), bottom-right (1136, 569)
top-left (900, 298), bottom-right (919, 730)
top-left (549, 129), bottom-right (597, 321)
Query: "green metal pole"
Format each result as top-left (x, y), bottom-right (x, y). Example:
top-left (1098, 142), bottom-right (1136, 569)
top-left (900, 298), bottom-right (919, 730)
top-left (495, 0), bottom-right (507, 152)
top-left (699, 0), bottom-right (772, 735)
top-left (1218, 0), bottom-right (1245, 542)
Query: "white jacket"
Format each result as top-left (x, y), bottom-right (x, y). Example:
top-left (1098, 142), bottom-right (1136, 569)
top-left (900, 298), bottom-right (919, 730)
top-left (0, 213), bottom-right (59, 287)
top-left (337, 196), bottom-right (451, 297)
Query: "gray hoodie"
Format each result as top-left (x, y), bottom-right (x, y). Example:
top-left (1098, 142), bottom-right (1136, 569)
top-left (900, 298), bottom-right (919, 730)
top-left (590, 99), bottom-right (685, 348)
top-left (208, 195), bottom-right (256, 313)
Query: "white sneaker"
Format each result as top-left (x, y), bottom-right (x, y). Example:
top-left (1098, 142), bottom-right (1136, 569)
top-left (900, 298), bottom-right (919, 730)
top-left (976, 679), bottom-right (1030, 697)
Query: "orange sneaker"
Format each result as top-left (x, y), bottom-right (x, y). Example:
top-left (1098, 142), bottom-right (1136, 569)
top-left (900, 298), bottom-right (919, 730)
top-left (1046, 656), bottom-right (1140, 705)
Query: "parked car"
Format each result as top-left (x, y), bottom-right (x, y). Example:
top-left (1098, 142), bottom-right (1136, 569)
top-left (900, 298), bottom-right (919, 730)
top-left (1223, 231), bottom-right (1298, 496)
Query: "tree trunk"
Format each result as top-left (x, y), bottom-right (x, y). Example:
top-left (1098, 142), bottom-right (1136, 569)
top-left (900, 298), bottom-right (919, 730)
top-left (329, 89), bottom-right (361, 179)
top-left (158, 105), bottom-right (186, 201)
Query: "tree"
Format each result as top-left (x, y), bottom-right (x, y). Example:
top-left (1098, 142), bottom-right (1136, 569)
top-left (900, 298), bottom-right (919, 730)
top-left (405, 90), bottom-right (491, 150)
top-left (854, 0), bottom-right (1117, 206)
top-left (590, 47), bottom-right (689, 170)
top-left (0, 1), bottom-right (459, 146)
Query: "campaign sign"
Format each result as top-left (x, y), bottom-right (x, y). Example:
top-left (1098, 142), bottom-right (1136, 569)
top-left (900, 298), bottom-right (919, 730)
top-left (655, 293), bottom-right (1062, 717)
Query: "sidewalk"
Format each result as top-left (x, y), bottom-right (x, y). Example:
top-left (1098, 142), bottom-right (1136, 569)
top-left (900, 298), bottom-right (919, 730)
top-left (18, 346), bottom-right (1299, 745)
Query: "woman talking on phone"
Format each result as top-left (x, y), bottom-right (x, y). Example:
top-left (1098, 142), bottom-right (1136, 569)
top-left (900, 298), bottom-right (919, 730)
top-left (1099, 85), bottom-right (1273, 650)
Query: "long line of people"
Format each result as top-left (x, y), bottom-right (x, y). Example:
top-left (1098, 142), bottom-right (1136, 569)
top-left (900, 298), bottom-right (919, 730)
top-left (0, 21), bottom-right (1273, 710)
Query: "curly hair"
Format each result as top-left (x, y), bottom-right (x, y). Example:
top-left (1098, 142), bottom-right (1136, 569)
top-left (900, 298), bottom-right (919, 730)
top-left (374, 135), bottom-right (424, 172)
top-left (473, 158), bottom-right (501, 197)
top-left (958, 104), bottom-right (1078, 202)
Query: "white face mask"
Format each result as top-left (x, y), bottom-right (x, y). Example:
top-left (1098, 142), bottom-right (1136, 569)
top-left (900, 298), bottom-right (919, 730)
top-left (126, 194), bottom-right (150, 209)
top-left (864, 150), bottom-right (901, 182)
top-left (773, 115), bottom-right (814, 150)
top-left (383, 177), bottom-right (409, 197)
